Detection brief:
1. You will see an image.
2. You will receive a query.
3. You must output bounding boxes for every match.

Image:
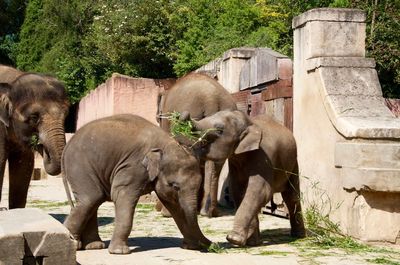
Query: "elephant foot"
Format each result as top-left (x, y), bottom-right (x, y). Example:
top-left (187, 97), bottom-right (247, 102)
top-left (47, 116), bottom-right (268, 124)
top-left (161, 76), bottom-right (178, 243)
top-left (108, 243), bottom-right (131, 254)
top-left (246, 234), bottom-right (261, 246)
top-left (0, 207), bottom-right (7, 211)
top-left (181, 239), bottom-right (207, 250)
top-left (226, 231), bottom-right (246, 247)
top-left (200, 207), bottom-right (219, 218)
top-left (84, 240), bottom-right (105, 250)
top-left (291, 228), bottom-right (306, 238)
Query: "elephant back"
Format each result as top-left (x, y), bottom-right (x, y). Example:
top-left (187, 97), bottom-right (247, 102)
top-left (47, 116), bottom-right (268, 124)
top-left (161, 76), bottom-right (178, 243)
top-left (0, 65), bottom-right (23, 84)
top-left (160, 73), bottom-right (237, 130)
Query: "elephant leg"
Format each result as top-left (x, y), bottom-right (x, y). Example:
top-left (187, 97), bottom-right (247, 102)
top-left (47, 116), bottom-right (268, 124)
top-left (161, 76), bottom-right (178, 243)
top-left (8, 149), bottom-right (34, 209)
top-left (246, 215), bottom-right (261, 246)
top-left (200, 160), bottom-right (223, 217)
top-left (156, 197), bottom-right (172, 217)
top-left (281, 175), bottom-right (306, 238)
top-left (81, 209), bottom-right (105, 250)
top-left (227, 174), bottom-right (271, 247)
top-left (64, 194), bottom-right (104, 250)
top-left (228, 160), bottom-right (247, 209)
top-left (0, 135), bottom-right (7, 209)
top-left (109, 187), bottom-right (139, 254)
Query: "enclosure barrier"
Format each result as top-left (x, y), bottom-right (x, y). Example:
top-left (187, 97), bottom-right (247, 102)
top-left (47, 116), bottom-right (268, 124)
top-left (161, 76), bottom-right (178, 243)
top-left (0, 208), bottom-right (76, 264)
top-left (293, 8), bottom-right (400, 244)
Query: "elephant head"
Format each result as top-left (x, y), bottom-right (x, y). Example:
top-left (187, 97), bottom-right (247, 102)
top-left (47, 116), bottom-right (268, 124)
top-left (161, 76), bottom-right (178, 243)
top-left (186, 110), bottom-right (262, 162)
top-left (142, 145), bottom-right (211, 249)
top-left (0, 73), bottom-right (69, 175)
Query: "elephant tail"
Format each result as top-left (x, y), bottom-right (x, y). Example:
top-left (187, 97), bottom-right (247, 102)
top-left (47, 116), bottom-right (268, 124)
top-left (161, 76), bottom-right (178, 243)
top-left (62, 173), bottom-right (75, 208)
top-left (61, 159), bottom-right (75, 208)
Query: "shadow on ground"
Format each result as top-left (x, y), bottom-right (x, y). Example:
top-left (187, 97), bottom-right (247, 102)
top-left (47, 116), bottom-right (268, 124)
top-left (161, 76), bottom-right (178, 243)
top-left (50, 213), bottom-right (114, 227)
top-left (101, 236), bottom-right (183, 252)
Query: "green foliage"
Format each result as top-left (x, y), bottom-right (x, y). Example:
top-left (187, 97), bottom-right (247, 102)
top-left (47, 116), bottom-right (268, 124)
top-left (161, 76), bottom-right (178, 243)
top-left (0, 0), bottom-right (26, 65)
top-left (29, 134), bottom-right (40, 149)
top-left (8, 0), bottom-right (400, 102)
top-left (366, 257), bottom-right (400, 265)
top-left (207, 242), bottom-right (226, 253)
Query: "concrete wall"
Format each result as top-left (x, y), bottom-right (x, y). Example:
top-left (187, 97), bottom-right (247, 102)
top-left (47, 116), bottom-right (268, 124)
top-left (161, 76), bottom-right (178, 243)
top-left (293, 8), bottom-right (400, 244)
top-left (196, 47), bottom-right (294, 129)
top-left (77, 73), bottom-right (175, 129)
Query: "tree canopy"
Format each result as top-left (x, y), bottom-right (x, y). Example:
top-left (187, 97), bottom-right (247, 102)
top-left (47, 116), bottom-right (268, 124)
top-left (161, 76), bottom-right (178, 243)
top-left (0, 0), bottom-right (399, 102)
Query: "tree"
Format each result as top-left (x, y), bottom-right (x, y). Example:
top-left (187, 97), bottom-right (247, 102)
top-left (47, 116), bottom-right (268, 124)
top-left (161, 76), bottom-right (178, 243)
top-left (0, 0), bottom-right (26, 65)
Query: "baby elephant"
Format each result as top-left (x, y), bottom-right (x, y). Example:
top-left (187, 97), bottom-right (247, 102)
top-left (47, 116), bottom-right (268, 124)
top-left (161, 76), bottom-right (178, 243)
top-left (183, 110), bottom-right (306, 246)
top-left (62, 114), bottom-right (211, 254)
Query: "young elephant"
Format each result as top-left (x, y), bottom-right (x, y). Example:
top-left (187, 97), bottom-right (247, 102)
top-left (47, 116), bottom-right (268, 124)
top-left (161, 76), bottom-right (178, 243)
top-left (157, 73), bottom-right (237, 217)
top-left (62, 114), bottom-right (211, 254)
top-left (185, 110), bottom-right (306, 246)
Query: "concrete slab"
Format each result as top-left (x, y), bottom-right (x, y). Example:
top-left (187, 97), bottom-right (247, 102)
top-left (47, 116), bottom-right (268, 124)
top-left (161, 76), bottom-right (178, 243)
top-left (0, 208), bottom-right (76, 265)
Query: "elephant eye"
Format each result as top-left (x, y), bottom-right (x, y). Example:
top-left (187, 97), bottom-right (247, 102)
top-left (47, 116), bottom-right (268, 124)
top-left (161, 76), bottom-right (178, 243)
top-left (28, 113), bottom-right (40, 125)
top-left (168, 181), bottom-right (180, 191)
top-left (215, 123), bottom-right (224, 135)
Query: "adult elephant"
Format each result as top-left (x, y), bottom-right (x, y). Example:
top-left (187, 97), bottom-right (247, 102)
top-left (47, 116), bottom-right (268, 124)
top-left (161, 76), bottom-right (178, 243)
top-left (157, 73), bottom-right (237, 217)
top-left (0, 65), bottom-right (69, 209)
top-left (183, 110), bottom-right (306, 246)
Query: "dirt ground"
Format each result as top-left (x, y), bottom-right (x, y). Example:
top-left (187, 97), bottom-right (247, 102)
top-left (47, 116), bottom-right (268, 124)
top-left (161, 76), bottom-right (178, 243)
top-left (1, 175), bottom-right (399, 265)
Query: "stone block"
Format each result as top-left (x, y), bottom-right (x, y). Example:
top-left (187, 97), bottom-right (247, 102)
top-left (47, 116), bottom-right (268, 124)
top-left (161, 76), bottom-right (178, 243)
top-left (239, 48), bottom-right (289, 90)
top-left (292, 8), bottom-right (366, 29)
top-left (293, 9), bottom-right (366, 59)
top-left (319, 67), bottom-right (382, 97)
top-left (0, 208), bottom-right (76, 265)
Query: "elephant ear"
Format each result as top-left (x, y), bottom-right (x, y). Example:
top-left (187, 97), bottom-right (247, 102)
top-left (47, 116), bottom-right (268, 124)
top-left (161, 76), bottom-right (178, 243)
top-left (0, 83), bottom-right (12, 127)
top-left (234, 124), bottom-right (262, 154)
top-left (142, 148), bottom-right (163, 181)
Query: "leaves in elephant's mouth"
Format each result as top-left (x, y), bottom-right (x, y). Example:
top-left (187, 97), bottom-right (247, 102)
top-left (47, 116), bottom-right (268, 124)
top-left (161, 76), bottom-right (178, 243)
top-left (30, 135), bottom-right (41, 149)
top-left (165, 111), bottom-right (214, 147)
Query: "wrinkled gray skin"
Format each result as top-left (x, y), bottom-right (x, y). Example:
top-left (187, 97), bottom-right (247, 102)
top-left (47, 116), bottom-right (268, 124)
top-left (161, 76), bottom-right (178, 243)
top-left (158, 73), bottom-right (237, 217)
top-left (62, 114), bottom-right (211, 254)
top-left (0, 65), bottom-right (69, 209)
top-left (187, 110), bottom-right (306, 246)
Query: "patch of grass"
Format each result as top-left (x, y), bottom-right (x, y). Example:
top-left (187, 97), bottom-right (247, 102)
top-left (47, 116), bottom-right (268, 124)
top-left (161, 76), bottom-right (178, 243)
top-left (256, 250), bottom-right (292, 256)
top-left (207, 242), bottom-right (227, 253)
top-left (135, 203), bottom-right (155, 214)
top-left (27, 200), bottom-right (69, 209)
top-left (366, 257), bottom-right (400, 265)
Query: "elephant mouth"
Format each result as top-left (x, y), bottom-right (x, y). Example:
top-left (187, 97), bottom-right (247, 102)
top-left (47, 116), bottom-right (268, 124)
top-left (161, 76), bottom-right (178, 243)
top-left (36, 144), bottom-right (44, 155)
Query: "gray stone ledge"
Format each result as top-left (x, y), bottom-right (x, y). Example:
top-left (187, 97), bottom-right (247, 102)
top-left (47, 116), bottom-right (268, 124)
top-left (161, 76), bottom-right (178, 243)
top-left (292, 8), bottom-right (365, 29)
top-left (341, 167), bottom-right (400, 192)
top-left (334, 116), bottom-right (400, 139)
top-left (222, 47), bottom-right (257, 60)
top-left (335, 141), bottom-right (400, 170)
top-left (307, 57), bottom-right (376, 71)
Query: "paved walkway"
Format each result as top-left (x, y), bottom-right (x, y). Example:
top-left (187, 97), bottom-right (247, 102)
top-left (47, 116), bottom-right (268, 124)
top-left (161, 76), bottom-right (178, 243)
top-left (1, 176), bottom-right (399, 265)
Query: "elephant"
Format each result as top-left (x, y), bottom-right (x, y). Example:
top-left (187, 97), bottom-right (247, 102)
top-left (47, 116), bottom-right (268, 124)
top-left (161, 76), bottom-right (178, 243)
top-left (157, 73), bottom-right (237, 217)
top-left (182, 110), bottom-right (306, 246)
top-left (0, 65), bottom-right (69, 209)
top-left (62, 114), bottom-right (211, 254)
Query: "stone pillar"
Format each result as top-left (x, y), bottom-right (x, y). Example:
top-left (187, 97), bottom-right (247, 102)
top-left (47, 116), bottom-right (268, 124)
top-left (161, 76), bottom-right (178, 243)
top-left (293, 8), bottom-right (400, 244)
top-left (0, 208), bottom-right (76, 265)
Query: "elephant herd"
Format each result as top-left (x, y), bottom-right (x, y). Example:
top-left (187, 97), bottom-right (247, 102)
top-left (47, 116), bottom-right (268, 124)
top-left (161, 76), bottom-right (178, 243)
top-left (0, 65), bottom-right (305, 255)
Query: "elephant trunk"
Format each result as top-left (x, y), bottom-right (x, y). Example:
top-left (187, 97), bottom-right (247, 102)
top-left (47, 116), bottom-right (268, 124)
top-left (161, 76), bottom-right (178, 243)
top-left (177, 196), bottom-right (211, 250)
top-left (39, 120), bottom-right (66, 176)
